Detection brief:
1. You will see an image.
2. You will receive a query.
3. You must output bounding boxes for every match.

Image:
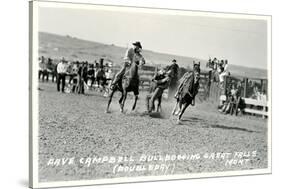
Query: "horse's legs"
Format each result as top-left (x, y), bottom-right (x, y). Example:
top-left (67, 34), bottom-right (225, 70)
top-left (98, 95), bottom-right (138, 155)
top-left (157, 95), bottom-right (162, 112)
top-left (118, 90), bottom-right (124, 113)
top-left (132, 95), bottom-right (138, 111)
top-left (105, 89), bottom-right (116, 113)
top-left (172, 100), bottom-right (179, 115)
top-left (118, 90), bottom-right (124, 105)
top-left (120, 91), bottom-right (127, 113)
top-left (178, 102), bottom-right (189, 121)
top-left (175, 101), bottom-right (183, 116)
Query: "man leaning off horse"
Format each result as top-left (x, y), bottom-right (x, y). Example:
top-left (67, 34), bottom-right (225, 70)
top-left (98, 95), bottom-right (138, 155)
top-left (110, 41), bottom-right (144, 90)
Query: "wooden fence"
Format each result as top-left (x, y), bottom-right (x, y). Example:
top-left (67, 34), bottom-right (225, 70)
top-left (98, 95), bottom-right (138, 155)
top-left (243, 98), bottom-right (268, 118)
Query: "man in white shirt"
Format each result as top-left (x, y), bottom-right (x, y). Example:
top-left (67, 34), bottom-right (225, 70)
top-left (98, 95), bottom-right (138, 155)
top-left (56, 57), bottom-right (69, 92)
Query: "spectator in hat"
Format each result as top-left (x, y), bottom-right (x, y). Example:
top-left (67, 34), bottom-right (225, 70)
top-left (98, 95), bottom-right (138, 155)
top-left (38, 56), bottom-right (49, 82)
top-left (96, 59), bottom-right (106, 90)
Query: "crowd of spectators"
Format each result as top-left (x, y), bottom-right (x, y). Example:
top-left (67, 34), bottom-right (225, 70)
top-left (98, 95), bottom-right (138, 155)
top-left (38, 56), bottom-right (112, 94)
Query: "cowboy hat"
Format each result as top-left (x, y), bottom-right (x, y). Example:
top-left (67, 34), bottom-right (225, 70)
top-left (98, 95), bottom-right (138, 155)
top-left (132, 41), bottom-right (142, 49)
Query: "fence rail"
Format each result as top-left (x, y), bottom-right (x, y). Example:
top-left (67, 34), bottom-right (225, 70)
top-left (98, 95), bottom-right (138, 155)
top-left (243, 98), bottom-right (268, 118)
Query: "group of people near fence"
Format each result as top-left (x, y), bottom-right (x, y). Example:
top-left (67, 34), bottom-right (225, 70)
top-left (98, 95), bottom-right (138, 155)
top-left (38, 56), bottom-right (110, 94)
top-left (206, 57), bottom-right (230, 85)
top-left (206, 57), bottom-right (244, 115)
top-left (218, 82), bottom-right (243, 115)
top-left (38, 57), bottom-right (57, 82)
top-left (247, 80), bottom-right (267, 101)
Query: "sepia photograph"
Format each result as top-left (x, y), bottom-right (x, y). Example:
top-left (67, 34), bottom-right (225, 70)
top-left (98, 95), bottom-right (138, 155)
top-left (29, 0), bottom-right (271, 188)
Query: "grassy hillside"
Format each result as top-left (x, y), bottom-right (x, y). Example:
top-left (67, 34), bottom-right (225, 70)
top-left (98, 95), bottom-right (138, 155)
top-left (39, 32), bottom-right (267, 78)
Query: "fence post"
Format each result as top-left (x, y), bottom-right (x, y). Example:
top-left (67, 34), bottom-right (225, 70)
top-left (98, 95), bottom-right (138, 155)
top-left (262, 106), bottom-right (266, 119)
top-left (224, 76), bottom-right (228, 95)
top-left (261, 79), bottom-right (264, 92)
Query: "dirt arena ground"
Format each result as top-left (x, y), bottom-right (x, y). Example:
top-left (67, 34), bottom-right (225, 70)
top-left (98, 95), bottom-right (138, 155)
top-left (38, 82), bottom-right (268, 182)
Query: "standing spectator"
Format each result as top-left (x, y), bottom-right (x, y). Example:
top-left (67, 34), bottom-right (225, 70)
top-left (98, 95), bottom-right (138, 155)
top-left (212, 57), bottom-right (218, 70)
top-left (224, 60), bottom-right (229, 73)
top-left (70, 62), bottom-right (79, 93)
top-left (38, 56), bottom-right (45, 81)
top-left (82, 61), bottom-right (88, 85)
top-left (252, 84), bottom-right (260, 99)
top-left (38, 56), bottom-right (48, 82)
top-left (77, 62), bottom-right (87, 94)
top-left (56, 58), bottom-right (68, 93)
top-left (260, 89), bottom-right (267, 102)
top-left (77, 62), bottom-right (84, 94)
top-left (46, 58), bottom-right (54, 82)
top-left (96, 64), bottom-right (106, 90)
top-left (52, 62), bottom-right (58, 83)
top-left (218, 61), bottom-right (225, 85)
top-left (87, 64), bottom-right (95, 88)
top-left (211, 57), bottom-right (219, 82)
top-left (45, 58), bottom-right (56, 82)
top-left (68, 61), bottom-right (78, 84)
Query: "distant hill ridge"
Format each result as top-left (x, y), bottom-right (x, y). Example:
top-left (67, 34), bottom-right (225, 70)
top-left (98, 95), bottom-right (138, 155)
top-left (39, 32), bottom-right (267, 79)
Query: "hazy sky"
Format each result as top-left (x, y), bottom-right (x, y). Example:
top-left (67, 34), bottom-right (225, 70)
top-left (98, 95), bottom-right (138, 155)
top-left (39, 7), bottom-right (268, 69)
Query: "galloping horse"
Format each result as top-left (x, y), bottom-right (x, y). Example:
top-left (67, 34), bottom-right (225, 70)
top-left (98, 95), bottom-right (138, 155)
top-left (106, 58), bottom-right (145, 113)
top-left (172, 61), bottom-right (201, 123)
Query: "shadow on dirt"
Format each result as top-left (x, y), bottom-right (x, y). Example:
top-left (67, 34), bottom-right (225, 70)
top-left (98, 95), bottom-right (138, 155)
top-left (181, 117), bottom-right (204, 123)
top-left (137, 111), bottom-right (170, 119)
top-left (206, 124), bottom-right (257, 133)
top-left (83, 93), bottom-right (105, 98)
top-left (149, 112), bottom-right (169, 119)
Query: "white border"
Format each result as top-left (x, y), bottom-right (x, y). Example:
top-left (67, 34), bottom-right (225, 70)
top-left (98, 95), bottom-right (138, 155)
top-left (29, 0), bottom-right (272, 188)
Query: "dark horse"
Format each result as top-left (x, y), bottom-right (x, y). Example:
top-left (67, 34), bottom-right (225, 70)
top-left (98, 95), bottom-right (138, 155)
top-left (172, 61), bottom-right (201, 123)
top-left (106, 60), bottom-right (145, 113)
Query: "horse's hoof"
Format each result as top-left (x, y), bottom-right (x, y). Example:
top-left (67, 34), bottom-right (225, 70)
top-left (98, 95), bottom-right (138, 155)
top-left (177, 120), bottom-right (181, 125)
top-left (105, 110), bottom-right (110, 113)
